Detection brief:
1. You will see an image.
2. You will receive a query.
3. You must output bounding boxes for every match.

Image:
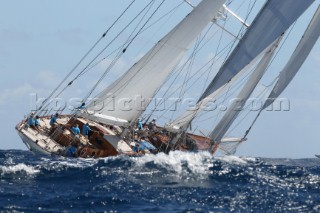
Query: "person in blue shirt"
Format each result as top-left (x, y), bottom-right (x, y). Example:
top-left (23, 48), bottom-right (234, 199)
top-left (82, 123), bottom-right (92, 139)
top-left (50, 113), bottom-right (59, 126)
top-left (137, 118), bottom-right (143, 130)
top-left (28, 114), bottom-right (35, 128)
top-left (71, 124), bottom-right (80, 135)
top-left (35, 116), bottom-right (40, 126)
top-left (34, 115), bottom-right (41, 131)
top-left (132, 137), bottom-right (157, 154)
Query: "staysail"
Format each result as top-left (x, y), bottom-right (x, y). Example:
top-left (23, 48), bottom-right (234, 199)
top-left (168, 0), bottom-right (314, 131)
top-left (209, 37), bottom-right (282, 143)
top-left (262, 5), bottom-right (320, 110)
top-left (82, 0), bottom-right (226, 126)
top-left (166, 56), bottom-right (258, 132)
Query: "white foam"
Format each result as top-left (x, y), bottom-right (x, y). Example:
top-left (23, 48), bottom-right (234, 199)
top-left (4, 157), bottom-right (14, 165)
top-left (242, 157), bottom-right (257, 162)
top-left (0, 163), bottom-right (40, 175)
top-left (216, 155), bottom-right (248, 165)
top-left (130, 151), bottom-right (213, 176)
top-left (42, 158), bottom-right (98, 171)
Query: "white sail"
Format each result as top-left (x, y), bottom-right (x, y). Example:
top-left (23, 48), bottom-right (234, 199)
top-left (83, 0), bottom-right (226, 126)
top-left (168, 0), bottom-right (314, 132)
top-left (166, 56), bottom-right (259, 132)
top-left (198, 0), bottom-right (315, 102)
top-left (263, 5), bottom-right (320, 110)
top-left (210, 38), bottom-right (282, 143)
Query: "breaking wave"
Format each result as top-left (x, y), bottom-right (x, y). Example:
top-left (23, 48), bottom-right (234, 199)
top-left (0, 150), bottom-right (320, 212)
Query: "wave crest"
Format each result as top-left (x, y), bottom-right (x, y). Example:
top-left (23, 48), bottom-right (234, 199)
top-left (0, 163), bottom-right (40, 176)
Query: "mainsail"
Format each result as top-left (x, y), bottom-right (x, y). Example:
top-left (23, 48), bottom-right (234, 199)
top-left (262, 5), bottom-right (320, 110)
top-left (168, 0), bottom-right (314, 131)
top-left (82, 0), bottom-right (226, 126)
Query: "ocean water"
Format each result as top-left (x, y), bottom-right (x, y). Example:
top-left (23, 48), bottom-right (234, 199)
top-left (0, 150), bottom-right (319, 212)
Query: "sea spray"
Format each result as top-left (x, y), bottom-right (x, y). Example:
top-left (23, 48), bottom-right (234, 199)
top-left (0, 150), bottom-right (320, 212)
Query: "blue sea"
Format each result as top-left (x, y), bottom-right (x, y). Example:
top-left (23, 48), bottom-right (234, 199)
top-left (0, 150), bottom-right (319, 212)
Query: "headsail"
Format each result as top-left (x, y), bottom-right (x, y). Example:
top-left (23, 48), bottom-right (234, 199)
top-left (198, 0), bottom-right (315, 101)
top-left (263, 5), bottom-right (320, 110)
top-left (166, 56), bottom-right (258, 132)
top-left (82, 0), bottom-right (226, 126)
top-left (210, 37), bottom-right (282, 143)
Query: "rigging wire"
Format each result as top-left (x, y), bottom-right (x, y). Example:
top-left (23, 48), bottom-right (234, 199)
top-left (233, 23), bottom-right (298, 139)
top-left (193, 53), bottom-right (264, 124)
top-left (146, 1), bottom-right (243, 119)
top-left (40, 0), bottom-right (157, 115)
top-left (151, 38), bottom-right (235, 120)
top-left (70, 0), bottom-right (157, 102)
top-left (153, 1), bottom-right (259, 124)
top-left (226, 77), bottom-right (277, 136)
top-left (195, 21), bottom-right (296, 151)
top-left (83, 0), bottom-right (166, 106)
top-left (190, 66), bottom-right (257, 124)
top-left (90, 0), bottom-right (250, 123)
top-left (152, 37), bottom-right (239, 121)
top-left (220, 21), bottom-right (297, 138)
top-left (151, 21), bottom-right (233, 109)
top-left (203, 0), bottom-right (257, 99)
top-left (74, 1), bottom-right (184, 82)
top-left (179, 0), bottom-right (258, 129)
top-left (41, 1), bottom-right (164, 141)
top-left (133, 2), bottom-right (185, 58)
top-left (89, 1), bottom-right (197, 116)
top-left (35, 0), bottom-right (136, 114)
top-left (178, 36), bottom-right (202, 98)
top-left (194, 0), bottom-right (258, 136)
top-left (169, 32), bottom-right (206, 122)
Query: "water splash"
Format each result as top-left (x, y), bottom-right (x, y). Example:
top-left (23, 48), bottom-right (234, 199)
top-left (0, 163), bottom-right (40, 176)
top-left (0, 150), bottom-right (320, 212)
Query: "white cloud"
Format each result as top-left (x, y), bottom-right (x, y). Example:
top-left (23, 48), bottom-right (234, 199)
top-left (0, 83), bottom-right (35, 106)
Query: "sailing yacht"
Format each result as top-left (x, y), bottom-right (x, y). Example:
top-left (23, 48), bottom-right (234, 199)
top-left (15, 0), bottom-right (319, 158)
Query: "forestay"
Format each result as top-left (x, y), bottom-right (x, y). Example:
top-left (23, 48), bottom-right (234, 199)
top-left (82, 0), bottom-right (226, 126)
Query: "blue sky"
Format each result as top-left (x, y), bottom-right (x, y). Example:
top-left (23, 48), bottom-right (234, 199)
top-left (0, 0), bottom-right (319, 158)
